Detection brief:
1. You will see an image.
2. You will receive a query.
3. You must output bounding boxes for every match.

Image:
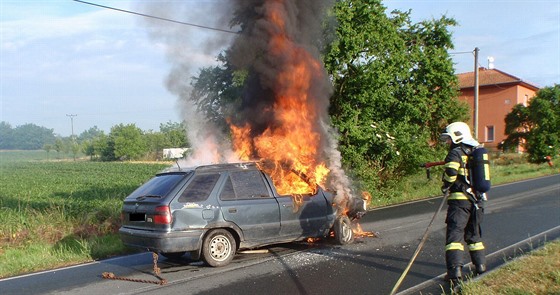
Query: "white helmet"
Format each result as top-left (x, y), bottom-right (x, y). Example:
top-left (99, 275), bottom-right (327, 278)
top-left (441, 122), bottom-right (479, 146)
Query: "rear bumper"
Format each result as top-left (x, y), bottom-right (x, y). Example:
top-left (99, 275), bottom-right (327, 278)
top-left (119, 227), bottom-right (206, 253)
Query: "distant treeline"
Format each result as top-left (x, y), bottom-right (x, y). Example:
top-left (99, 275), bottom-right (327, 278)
top-left (0, 121), bottom-right (189, 161)
top-left (0, 122), bottom-right (56, 150)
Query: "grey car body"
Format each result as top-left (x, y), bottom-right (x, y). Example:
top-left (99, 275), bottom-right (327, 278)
top-left (119, 162), bottom-right (352, 266)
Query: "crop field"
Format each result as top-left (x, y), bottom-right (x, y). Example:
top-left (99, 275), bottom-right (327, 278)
top-left (0, 150), bottom-right (170, 277)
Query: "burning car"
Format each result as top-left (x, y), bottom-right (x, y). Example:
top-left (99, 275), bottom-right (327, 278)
top-left (119, 162), bottom-right (361, 267)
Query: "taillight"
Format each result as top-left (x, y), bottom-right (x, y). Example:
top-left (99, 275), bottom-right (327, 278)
top-left (154, 206), bottom-right (172, 225)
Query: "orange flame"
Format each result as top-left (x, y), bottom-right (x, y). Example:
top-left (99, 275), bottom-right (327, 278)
top-left (229, 0), bottom-right (328, 196)
top-left (353, 223), bottom-right (376, 238)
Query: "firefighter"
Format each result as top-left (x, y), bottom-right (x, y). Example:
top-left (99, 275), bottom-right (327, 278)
top-left (440, 122), bottom-right (486, 283)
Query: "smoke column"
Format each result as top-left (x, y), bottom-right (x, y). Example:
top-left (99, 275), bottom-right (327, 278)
top-left (142, 0), bottom-right (357, 204)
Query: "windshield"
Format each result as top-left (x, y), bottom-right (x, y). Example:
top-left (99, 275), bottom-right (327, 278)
top-left (127, 173), bottom-right (190, 200)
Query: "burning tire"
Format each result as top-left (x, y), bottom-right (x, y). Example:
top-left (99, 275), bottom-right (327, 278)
top-left (332, 215), bottom-right (354, 245)
top-left (202, 229), bottom-right (237, 267)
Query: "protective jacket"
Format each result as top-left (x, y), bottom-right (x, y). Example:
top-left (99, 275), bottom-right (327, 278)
top-left (442, 144), bottom-right (473, 203)
top-left (442, 143), bottom-right (486, 277)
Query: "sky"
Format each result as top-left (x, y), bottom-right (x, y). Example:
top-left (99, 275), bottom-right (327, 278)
top-left (1, 0), bottom-right (559, 137)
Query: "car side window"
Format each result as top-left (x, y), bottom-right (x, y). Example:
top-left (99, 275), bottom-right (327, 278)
top-left (220, 170), bottom-right (271, 200)
top-left (219, 177), bottom-right (236, 200)
top-left (178, 173), bottom-right (220, 203)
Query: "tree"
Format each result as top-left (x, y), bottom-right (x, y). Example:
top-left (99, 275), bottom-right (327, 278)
top-left (144, 131), bottom-right (166, 160)
top-left (43, 144), bottom-right (53, 160)
top-left (94, 133), bottom-right (112, 161)
top-left (323, 0), bottom-right (467, 189)
top-left (503, 85), bottom-right (560, 162)
top-left (159, 121), bottom-right (190, 148)
top-left (109, 124), bottom-right (147, 161)
top-left (4, 123), bottom-right (56, 150)
top-left (82, 139), bottom-right (96, 160)
top-left (54, 138), bottom-right (64, 158)
top-left (79, 128), bottom-right (106, 160)
top-left (78, 126), bottom-right (104, 142)
top-left (70, 142), bottom-right (80, 161)
top-left (0, 121), bottom-right (13, 149)
top-left (189, 54), bottom-right (244, 132)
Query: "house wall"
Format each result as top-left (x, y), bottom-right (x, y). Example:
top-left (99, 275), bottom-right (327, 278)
top-left (458, 85), bottom-right (537, 150)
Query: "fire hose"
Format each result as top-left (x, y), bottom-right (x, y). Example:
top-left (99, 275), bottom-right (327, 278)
top-left (389, 190), bottom-right (450, 295)
top-left (420, 161), bottom-right (445, 180)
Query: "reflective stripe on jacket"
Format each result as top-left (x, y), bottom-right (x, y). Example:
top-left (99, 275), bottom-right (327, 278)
top-left (442, 145), bottom-right (472, 200)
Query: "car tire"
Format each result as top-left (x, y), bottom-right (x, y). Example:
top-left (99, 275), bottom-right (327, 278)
top-left (160, 251), bottom-right (186, 260)
top-left (201, 229), bottom-right (237, 267)
top-left (333, 215), bottom-right (354, 245)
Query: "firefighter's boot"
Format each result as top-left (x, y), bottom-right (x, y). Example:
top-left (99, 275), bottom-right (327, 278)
top-left (470, 250), bottom-right (486, 275)
top-left (470, 254), bottom-right (486, 274)
top-left (445, 246), bottom-right (464, 283)
top-left (445, 266), bottom-right (462, 286)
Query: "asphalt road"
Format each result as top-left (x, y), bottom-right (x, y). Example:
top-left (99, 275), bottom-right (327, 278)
top-left (1, 174), bottom-right (558, 295)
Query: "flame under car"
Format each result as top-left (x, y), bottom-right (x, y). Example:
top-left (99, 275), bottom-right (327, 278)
top-left (119, 162), bottom-right (357, 267)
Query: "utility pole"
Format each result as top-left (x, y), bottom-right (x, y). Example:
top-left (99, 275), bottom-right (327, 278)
top-left (66, 114), bottom-right (78, 161)
top-left (473, 47), bottom-right (479, 140)
top-left (66, 114), bottom-right (77, 141)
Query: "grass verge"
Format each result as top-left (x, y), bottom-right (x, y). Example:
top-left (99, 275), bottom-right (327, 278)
top-left (370, 161), bottom-right (558, 207)
top-left (460, 240), bottom-right (560, 295)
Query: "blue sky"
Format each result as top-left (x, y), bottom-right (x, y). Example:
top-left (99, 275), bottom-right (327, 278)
top-left (1, 0), bottom-right (559, 137)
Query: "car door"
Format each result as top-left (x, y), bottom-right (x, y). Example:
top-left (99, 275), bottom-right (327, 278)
top-left (276, 191), bottom-right (330, 238)
top-left (218, 170), bottom-right (281, 242)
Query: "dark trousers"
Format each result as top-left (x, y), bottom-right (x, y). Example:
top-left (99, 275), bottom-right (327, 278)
top-left (445, 201), bottom-right (486, 269)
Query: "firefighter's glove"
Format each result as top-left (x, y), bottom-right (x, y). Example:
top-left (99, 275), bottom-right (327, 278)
top-left (441, 185), bottom-right (450, 195)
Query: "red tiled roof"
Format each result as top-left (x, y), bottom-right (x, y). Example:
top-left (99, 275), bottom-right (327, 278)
top-left (457, 67), bottom-right (539, 90)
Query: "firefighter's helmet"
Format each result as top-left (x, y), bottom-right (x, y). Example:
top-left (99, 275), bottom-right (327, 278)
top-left (441, 122), bottom-right (479, 146)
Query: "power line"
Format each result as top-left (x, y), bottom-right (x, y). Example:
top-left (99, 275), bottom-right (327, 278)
top-left (72, 0), bottom-right (239, 35)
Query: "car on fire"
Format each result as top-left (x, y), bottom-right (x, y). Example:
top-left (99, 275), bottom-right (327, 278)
top-left (119, 162), bottom-right (358, 267)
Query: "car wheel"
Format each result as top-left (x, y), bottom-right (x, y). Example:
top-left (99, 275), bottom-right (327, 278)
top-left (160, 251), bottom-right (186, 260)
top-left (333, 215), bottom-right (354, 245)
top-left (202, 229), bottom-right (236, 267)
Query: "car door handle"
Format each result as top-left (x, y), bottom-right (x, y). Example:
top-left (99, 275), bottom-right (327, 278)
top-left (282, 204), bottom-right (293, 208)
top-left (228, 208), bottom-right (237, 213)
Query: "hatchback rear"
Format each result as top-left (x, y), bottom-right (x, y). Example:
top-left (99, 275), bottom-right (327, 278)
top-left (119, 170), bottom-right (211, 253)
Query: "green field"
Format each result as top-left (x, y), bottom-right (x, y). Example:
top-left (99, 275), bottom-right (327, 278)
top-left (0, 150), bottom-right (557, 278)
top-left (0, 150), bottom-right (170, 277)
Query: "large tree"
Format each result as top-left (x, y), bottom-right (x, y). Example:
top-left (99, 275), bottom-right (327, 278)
top-left (106, 124), bottom-right (147, 161)
top-left (503, 85), bottom-right (560, 162)
top-left (323, 0), bottom-right (467, 188)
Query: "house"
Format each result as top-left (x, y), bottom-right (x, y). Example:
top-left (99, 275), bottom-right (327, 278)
top-left (456, 67), bottom-right (540, 150)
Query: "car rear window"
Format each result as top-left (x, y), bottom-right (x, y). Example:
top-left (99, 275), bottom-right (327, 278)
top-left (128, 173), bottom-right (188, 199)
top-left (178, 173), bottom-right (221, 202)
top-left (220, 170), bottom-right (271, 200)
